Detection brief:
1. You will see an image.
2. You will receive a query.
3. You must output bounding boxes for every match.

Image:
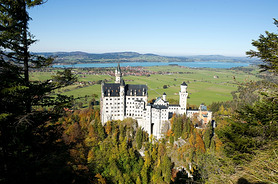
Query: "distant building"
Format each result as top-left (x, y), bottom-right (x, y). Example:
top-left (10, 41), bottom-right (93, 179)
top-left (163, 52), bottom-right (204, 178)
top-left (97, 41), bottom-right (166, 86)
top-left (186, 103), bottom-right (212, 125)
top-left (101, 64), bottom-right (212, 139)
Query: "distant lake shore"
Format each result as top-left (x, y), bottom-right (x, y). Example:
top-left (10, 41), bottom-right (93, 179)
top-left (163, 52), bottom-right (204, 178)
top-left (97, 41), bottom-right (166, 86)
top-left (52, 61), bottom-right (251, 69)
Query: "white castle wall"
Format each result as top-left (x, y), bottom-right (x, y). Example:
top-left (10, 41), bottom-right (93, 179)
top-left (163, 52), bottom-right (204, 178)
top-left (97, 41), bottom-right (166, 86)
top-left (101, 65), bottom-right (212, 139)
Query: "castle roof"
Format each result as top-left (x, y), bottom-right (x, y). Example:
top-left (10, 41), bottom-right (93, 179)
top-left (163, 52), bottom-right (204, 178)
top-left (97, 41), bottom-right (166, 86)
top-left (199, 104), bottom-right (207, 111)
top-left (126, 84), bottom-right (147, 96)
top-left (152, 104), bottom-right (168, 109)
top-left (181, 81), bottom-right (187, 86)
top-left (102, 83), bottom-right (147, 97)
top-left (102, 83), bottom-right (120, 97)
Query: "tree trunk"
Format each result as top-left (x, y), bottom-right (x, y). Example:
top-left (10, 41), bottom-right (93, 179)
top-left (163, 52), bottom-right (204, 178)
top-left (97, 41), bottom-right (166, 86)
top-left (22, 0), bottom-right (31, 113)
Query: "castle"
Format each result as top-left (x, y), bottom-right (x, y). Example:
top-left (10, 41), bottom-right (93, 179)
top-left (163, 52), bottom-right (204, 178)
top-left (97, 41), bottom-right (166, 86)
top-left (100, 64), bottom-right (212, 139)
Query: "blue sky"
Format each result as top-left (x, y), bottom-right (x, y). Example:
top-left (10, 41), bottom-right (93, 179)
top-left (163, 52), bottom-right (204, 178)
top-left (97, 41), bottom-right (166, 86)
top-left (28, 0), bottom-right (278, 56)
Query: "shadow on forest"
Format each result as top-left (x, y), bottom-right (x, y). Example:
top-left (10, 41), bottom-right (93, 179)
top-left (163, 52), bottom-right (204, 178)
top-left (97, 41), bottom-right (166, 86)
top-left (171, 169), bottom-right (200, 184)
top-left (237, 177), bottom-right (268, 184)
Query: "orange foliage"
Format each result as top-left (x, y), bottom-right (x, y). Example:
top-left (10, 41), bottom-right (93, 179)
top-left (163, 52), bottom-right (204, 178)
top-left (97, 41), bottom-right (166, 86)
top-left (87, 149), bottom-right (94, 163)
top-left (94, 110), bottom-right (100, 122)
top-left (105, 121), bottom-right (112, 135)
top-left (188, 130), bottom-right (205, 153)
top-left (188, 133), bottom-right (195, 148)
top-left (195, 132), bottom-right (205, 153)
top-left (171, 168), bottom-right (179, 180)
top-left (170, 113), bottom-right (176, 128)
top-left (95, 173), bottom-right (107, 184)
top-left (214, 136), bottom-right (223, 152)
top-left (166, 129), bottom-right (173, 137)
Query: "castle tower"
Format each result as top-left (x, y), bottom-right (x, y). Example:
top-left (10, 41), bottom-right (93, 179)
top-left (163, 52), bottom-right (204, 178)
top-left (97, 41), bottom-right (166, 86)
top-left (119, 78), bottom-right (126, 119)
top-left (100, 81), bottom-right (105, 124)
top-left (162, 92), bottom-right (167, 101)
top-left (179, 82), bottom-right (188, 109)
top-left (115, 63), bottom-right (122, 83)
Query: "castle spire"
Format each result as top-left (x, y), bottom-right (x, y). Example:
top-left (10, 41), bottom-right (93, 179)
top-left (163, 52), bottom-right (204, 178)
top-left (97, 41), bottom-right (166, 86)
top-left (115, 63), bottom-right (122, 83)
top-left (117, 63), bottom-right (121, 73)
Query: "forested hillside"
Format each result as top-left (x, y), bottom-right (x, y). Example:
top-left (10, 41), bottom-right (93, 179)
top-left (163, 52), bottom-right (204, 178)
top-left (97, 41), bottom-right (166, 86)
top-left (36, 52), bottom-right (257, 65)
top-left (2, 94), bottom-right (276, 183)
top-left (37, 51), bottom-right (188, 64)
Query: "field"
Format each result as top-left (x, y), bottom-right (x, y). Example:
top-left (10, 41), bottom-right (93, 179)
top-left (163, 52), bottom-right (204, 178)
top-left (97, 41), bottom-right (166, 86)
top-left (30, 65), bottom-right (261, 107)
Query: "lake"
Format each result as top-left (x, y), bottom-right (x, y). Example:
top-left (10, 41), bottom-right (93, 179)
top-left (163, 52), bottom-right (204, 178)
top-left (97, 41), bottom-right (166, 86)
top-left (52, 61), bottom-right (250, 69)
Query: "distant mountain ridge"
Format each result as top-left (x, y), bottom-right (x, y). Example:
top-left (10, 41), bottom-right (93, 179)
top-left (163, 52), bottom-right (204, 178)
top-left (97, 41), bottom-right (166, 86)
top-left (35, 51), bottom-right (258, 64)
top-left (185, 55), bottom-right (257, 62)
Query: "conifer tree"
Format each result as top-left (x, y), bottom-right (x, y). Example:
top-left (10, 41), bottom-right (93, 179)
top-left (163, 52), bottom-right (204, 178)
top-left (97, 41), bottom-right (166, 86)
top-left (246, 18), bottom-right (278, 74)
top-left (1, 0), bottom-right (50, 113)
top-left (136, 127), bottom-right (143, 149)
top-left (0, 1), bottom-right (76, 183)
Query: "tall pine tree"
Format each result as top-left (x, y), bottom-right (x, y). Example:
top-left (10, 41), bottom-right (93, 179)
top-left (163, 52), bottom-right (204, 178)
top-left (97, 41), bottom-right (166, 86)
top-left (246, 18), bottom-right (278, 74)
top-left (0, 1), bottom-right (77, 183)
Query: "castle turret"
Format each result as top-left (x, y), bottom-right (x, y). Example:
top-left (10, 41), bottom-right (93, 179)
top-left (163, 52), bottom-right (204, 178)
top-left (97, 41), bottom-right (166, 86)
top-left (115, 63), bottom-right (122, 83)
top-left (120, 79), bottom-right (125, 96)
top-left (180, 81), bottom-right (187, 92)
top-left (179, 82), bottom-right (188, 109)
top-left (162, 92), bottom-right (167, 101)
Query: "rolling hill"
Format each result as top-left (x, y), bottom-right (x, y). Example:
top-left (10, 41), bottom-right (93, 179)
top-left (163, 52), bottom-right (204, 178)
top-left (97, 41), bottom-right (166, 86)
top-left (35, 51), bottom-right (258, 64)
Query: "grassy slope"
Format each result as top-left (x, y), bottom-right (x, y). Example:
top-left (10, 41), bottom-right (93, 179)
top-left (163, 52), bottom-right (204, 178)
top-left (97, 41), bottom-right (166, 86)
top-left (30, 66), bottom-right (260, 106)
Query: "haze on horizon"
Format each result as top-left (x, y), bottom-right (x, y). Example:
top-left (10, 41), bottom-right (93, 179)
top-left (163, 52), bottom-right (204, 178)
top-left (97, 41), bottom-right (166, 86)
top-left (28, 0), bottom-right (278, 57)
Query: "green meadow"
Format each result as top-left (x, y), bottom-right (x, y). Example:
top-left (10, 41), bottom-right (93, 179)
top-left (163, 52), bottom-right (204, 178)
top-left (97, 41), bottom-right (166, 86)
top-left (30, 65), bottom-right (261, 106)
